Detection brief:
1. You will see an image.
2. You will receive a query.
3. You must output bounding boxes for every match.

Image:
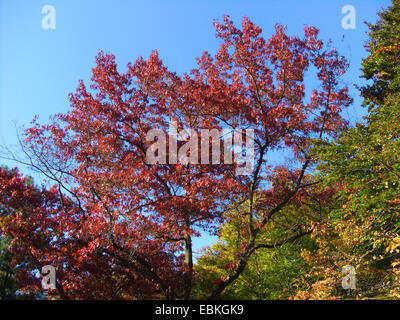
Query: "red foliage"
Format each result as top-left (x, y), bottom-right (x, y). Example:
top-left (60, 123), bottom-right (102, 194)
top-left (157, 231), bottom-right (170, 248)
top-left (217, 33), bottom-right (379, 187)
top-left (2, 16), bottom-right (351, 299)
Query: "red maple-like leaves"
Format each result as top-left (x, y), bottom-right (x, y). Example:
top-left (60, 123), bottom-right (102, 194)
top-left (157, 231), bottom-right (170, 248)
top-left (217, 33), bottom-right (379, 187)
top-left (2, 16), bottom-right (352, 299)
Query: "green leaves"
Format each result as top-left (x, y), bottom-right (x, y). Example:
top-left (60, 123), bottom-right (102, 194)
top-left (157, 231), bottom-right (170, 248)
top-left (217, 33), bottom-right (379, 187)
top-left (361, 0), bottom-right (400, 108)
top-left (305, 0), bottom-right (400, 299)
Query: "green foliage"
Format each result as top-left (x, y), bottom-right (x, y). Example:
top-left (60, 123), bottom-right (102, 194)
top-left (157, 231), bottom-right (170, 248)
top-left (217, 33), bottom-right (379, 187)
top-left (193, 201), bottom-right (319, 299)
top-left (0, 166), bottom-right (18, 299)
top-left (304, 0), bottom-right (400, 299)
top-left (0, 236), bottom-right (17, 299)
top-left (361, 0), bottom-right (400, 108)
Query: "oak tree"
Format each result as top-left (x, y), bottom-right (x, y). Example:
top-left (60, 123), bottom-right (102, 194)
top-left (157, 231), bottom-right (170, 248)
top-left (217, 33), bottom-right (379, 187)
top-left (4, 16), bottom-right (352, 299)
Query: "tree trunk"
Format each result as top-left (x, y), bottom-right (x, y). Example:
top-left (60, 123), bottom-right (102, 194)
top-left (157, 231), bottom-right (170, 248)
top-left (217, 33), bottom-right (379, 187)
top-left (183, 233), bottom-right (193, 299)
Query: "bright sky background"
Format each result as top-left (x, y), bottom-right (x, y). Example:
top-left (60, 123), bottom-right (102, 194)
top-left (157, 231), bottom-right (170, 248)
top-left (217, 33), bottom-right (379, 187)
top-left (0, 0), bottom-right (392, 254)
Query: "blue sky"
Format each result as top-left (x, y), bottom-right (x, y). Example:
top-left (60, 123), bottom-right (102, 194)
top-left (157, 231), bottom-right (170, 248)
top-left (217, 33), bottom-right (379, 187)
top-left (0, 0), bottom-right (391, 253)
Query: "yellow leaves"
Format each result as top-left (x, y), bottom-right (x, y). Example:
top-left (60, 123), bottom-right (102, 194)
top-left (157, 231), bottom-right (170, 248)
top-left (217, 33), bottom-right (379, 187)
top-left (376, 71), bottom-right (389, 79)
top-left (389, 197), bottom-right (400, 204)
top-left (386, 236), bottom-right (400, 254)
top-left (385, 181), bottom-right (390, 189)
top-left (293, 278), bottom-right (341, 300)
top-left (376, 44), bottom-right (400, 55)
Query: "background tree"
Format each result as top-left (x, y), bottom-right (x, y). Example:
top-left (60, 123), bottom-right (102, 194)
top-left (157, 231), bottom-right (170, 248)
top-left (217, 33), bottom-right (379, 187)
top-left (192, 200), bottom-right (315, 299)
top-left (0, 167), bottom-right (57, 299)
top-left (192, 175), bottom-right (339, 300)
top-left (0, 236), bottom-right (17, 299)
top-left (0, 166), bottom-right (17, 300)
top-left (297, 0), bottom-right (400, 299)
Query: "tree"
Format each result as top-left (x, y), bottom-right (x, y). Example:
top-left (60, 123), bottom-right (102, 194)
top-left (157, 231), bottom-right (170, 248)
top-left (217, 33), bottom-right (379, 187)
top-left (360, 0), bottom-right (400, 108)
top-left (297, 0), bottom-right (400, 299)
top-left (0, 167), bottom-right (61, 299)
top-left (0, 166), bottom-right (18, 300)
top-left (192, 195), bottom-right (321, 300)
top-left (4, 16), bottom-right (352, 299)
top-left (0, 236), bottom-right (17, 299)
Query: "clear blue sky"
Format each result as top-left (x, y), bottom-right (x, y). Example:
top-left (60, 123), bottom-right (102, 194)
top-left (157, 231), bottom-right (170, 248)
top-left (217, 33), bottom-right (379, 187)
top-left (0, 0), bottom-right (391, 253)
